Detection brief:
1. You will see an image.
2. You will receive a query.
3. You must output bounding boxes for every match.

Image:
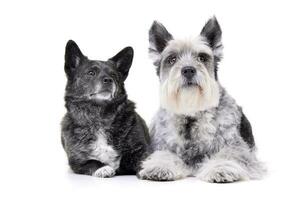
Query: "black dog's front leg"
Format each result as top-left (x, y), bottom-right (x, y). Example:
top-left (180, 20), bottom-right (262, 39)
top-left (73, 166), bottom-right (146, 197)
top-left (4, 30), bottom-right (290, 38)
top-left (69, 159), bottom-right (105, 176)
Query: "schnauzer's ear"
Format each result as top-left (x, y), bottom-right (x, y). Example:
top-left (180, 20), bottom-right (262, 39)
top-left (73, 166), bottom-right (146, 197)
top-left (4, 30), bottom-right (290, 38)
top-left (201, 17), bottom-right (223, 79)
top-left (64, 40), bottom-right (86, 78)
top-left (109, 47), bottom-right (134, 81)
top-left (149, 21), bottom-right (173, 65)
top-left (200, 16), bottom-right (222, 49)
top-left (149, 21), bottom-right (173, 53)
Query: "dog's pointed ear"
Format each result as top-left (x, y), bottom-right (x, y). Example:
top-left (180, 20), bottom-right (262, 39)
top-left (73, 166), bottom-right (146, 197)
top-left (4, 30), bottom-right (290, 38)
top-left (149, 21), bottom-right (173, 53)
top-left (200, 16), bottom-right (222, 49)
top-left (201, 17), bottom-right (223, 80)
top-left (149, 21), bottom-right (173, 66)
top-left (109, 47), bottom-right (134, 81)
top-left (64, 40), bottom-right (85, 78)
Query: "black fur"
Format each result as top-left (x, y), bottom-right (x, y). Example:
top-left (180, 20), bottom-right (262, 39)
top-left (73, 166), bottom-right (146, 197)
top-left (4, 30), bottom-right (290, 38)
top-left (179, 117), bottom-right (197, 140)
top-left (109, 46), bottom-right (133, 81)
top-left (61, 40), bottom-right (150, 176)
top-left (178, 117), bottom-right (207, 166)
top-left (213, 55), bottom-right (220, 80)
top-left (239, 111), bottom-right (255, 149)
top-left (64, 40), bottom-right (87, 80)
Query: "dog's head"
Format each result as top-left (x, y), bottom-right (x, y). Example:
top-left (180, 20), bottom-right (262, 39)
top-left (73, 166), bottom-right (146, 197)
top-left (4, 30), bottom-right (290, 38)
top-left (149, 17), bottom-right (222, 115)
top-left (64, 40), bottom-right (133, 104)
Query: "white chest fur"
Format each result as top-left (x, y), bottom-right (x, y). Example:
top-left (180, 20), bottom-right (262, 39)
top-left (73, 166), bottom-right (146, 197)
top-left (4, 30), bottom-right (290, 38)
top-left (90, 129), bottom-right (120, 170)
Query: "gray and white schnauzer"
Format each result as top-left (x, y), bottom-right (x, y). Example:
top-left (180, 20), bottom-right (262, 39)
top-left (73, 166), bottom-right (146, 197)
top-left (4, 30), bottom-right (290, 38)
top-left (138, 17), bottom-right (265, 182)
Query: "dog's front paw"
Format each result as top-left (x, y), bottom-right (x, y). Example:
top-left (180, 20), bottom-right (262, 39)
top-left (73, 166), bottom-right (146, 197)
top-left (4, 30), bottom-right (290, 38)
top-left (93, 166), bottom-right (116, 178)
top-left (197, 160), bottom-right (249, 183)
top-left (204, 169), bottom-right (240, 183)
top-left (138, 167), bottom-right (175, 181)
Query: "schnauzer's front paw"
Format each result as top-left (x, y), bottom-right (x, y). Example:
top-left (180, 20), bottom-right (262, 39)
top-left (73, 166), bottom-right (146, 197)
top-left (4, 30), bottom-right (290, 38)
top-left (204, 169), bottom-right (240, 183)
top-left (93, 166), bottom-right (115, 178)
top-left (197, 162), bottom-right (248, 183)
top-left (138, 167), bottom-right (175, 181)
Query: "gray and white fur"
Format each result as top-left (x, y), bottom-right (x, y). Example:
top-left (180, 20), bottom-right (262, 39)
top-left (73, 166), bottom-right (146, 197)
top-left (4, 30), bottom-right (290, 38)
top-left (138, 17), bottom-right (266, 182)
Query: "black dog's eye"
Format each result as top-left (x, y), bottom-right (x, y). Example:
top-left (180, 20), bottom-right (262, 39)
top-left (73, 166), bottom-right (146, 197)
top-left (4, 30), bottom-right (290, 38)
top-left (197, 53), bottom-right (208, 62)
top-left (87, 70), bottom-right (96, 76)
top-left (167, 55), bottom-right (177, 65)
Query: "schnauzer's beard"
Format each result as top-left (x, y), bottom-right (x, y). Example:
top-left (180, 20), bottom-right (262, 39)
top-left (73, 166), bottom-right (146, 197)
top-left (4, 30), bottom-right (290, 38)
top-left (160, 68), bottom-right (220, 115)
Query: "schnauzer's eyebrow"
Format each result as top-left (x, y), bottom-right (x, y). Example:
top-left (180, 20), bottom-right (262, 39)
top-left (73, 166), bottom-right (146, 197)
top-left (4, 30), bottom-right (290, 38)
top-left (164, 51), bottom-right (178, 56)
top-left (192, 51), bottom-right (211, 57)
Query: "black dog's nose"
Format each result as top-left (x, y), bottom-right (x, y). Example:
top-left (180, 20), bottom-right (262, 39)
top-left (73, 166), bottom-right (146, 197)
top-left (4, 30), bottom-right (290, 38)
top-left (102, 77), bottom-right (113, 84)
top-left (181, 66), bottom-right (196, 79)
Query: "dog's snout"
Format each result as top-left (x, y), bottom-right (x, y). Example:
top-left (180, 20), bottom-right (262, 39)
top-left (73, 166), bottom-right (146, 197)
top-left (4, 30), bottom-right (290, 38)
top-left (102, 76), bottom-right (113, 84)
top-left (181, 66), bottom-right (196, 79)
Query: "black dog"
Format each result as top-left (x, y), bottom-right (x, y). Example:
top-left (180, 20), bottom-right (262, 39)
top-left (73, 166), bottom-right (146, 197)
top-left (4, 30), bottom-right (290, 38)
top-left (61, 40), bottom-right (150, 177)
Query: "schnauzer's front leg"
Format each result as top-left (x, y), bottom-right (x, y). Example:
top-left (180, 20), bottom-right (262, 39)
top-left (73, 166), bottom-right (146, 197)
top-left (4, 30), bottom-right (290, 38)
top-left (197, 158), bottom-right (248, 183)
top-left (138, 150), bottom-right (189, 181)
top-left (196, 147), bottom-right (264, 183)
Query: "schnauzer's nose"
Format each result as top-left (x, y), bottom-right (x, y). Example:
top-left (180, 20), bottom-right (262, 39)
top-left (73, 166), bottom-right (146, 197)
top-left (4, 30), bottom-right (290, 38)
top-left (102, 76), bottom-right (113, 84)
top-left (181, 66), bottom-right (196, 79)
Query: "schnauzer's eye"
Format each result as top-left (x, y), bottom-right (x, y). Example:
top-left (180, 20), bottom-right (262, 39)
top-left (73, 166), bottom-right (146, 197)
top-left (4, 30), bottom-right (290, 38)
top-left (167, 55), bottom-right (177, 65)
top-left (197, 53), bottom-right (208, 62)
top-left (87, 71), bottom-right (96, 76)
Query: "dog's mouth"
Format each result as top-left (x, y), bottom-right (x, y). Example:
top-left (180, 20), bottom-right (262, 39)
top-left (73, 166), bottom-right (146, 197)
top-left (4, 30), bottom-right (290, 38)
top-left (182, 80), bottom-right (199, 88)
top-left (89, 90), bottom-right (113, 100)
top-left (90, 90), bottom-right (111, 96)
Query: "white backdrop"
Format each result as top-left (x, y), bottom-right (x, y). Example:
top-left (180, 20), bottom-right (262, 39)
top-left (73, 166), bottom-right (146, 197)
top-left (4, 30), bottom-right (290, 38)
top-left (0, 0), bottom-right (299, 199)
